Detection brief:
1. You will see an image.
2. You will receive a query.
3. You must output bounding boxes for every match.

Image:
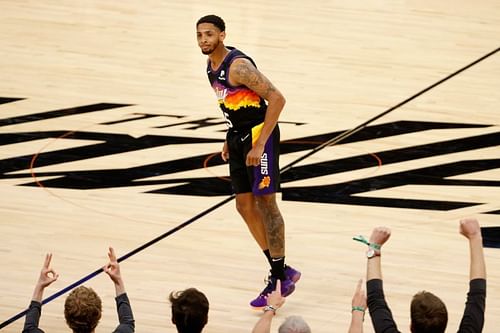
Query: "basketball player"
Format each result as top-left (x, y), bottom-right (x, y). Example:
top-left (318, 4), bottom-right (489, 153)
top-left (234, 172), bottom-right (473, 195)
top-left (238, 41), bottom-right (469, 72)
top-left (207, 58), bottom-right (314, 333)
top-left (196, 15), bottom-right (300, 307)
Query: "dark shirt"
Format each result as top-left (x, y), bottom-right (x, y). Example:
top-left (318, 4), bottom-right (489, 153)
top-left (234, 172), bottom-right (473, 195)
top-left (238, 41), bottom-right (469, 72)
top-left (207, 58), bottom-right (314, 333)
top-left (366, 279), bottom-right (401, 333)
top-left (367, 278), bottom-right (486, 333)
top-left (22, 301), bottom-right (43, 333)
top-left (457, 279), bottom-right (486, 333)
top-left (22, 293), bottom-right (135, 333)
top-left (113, 293), bottom-right (135, 333)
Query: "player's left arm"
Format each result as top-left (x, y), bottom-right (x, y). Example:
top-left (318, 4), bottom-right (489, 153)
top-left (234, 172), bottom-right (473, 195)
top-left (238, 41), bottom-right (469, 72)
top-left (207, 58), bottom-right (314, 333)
top-left (229, 58), bottom-right (286, 166)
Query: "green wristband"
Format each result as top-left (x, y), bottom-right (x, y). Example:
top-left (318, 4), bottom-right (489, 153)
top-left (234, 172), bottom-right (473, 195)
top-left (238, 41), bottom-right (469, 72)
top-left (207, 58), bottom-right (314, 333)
top-left (352, 306), bottom-right (365, 313)
top-left (353, 235), bottom-right (381, 250)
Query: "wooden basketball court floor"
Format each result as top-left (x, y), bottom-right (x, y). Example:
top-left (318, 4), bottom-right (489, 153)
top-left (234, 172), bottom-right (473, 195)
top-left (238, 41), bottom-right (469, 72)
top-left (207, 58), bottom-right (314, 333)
top-left (1, 1), bottom-right (499, 332)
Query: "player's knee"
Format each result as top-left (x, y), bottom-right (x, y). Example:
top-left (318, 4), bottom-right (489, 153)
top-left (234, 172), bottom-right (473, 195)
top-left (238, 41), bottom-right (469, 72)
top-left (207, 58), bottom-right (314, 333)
top-left (255, 195), bottom-right (278, 211)
top-left (235, 199), bottom-right (254, 217)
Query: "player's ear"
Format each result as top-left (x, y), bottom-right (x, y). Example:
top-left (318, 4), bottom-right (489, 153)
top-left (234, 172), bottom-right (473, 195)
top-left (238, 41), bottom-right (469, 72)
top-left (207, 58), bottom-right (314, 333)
top-left (219, 31), bottom-right (226, 41)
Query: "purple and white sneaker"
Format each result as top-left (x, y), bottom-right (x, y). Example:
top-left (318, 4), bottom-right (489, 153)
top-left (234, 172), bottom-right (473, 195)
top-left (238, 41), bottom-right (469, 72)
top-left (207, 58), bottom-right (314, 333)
top-left (250, 277), bottom-right (295, 308)
top-left (285, 265), bottom-right (301, 283)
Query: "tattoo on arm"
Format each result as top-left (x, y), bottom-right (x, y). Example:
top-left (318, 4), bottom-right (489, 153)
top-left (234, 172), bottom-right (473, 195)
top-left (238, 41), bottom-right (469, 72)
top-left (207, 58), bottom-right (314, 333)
top-left (232, 59), bottom-right (278, 100)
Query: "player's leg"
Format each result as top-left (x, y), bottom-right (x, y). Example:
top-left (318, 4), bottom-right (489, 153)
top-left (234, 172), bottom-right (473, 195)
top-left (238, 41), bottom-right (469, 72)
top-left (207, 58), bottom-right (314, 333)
top-left (254, 193), bottom-right (300, 282)
top-left (249, 196), bottom-right (298, 307)
top-left (248, 124), bottom-right (300, 307)
top-left (228, 131), bottom-right (272, 263)
top-left (235, 192), bottom-right (268, 251)
top-left (255, 193), bottom-right (285, 275)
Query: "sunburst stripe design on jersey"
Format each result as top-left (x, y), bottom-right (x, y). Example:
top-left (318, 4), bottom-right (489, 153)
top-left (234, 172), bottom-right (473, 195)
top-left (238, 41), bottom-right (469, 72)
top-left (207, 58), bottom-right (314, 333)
top-left (214, 84), bottom-right (262, 111)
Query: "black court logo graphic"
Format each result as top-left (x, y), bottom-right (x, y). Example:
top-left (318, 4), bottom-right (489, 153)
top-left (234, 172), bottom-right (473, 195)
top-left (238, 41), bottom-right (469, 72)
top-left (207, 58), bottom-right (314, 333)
top-left (1, 97), bottom-right (499, 215)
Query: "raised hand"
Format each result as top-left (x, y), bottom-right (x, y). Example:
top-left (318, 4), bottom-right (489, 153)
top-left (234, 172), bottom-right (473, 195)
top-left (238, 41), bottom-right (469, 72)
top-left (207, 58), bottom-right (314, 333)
top-left (349, 279), bottom-right (367, 333)
top-left (351, 279), bottom-right (367, 310)
top-left (459, 218), bottom-right (486, 280)
top-left (266, 279), bottom-right (286, 310)
top-left (369, 227), bottom-right (391, 248)
top-left (103, 246), bottom-right (126, 296)
top-left (32, 253), bottom-right (59, 302)
top-left (459, 218), bottom-right (481, 240)
top-left (37, 253), bottom-right (59, 289)
top-left (104, 247), bottom-right (122, 284)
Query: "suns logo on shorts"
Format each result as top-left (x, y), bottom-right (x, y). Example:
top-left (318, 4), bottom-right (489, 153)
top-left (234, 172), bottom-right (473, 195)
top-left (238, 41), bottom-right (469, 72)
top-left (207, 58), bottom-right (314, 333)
top-left (258, 176), bottom-right (271, 189)
top-left (260, 153), bottom-right (268, 175)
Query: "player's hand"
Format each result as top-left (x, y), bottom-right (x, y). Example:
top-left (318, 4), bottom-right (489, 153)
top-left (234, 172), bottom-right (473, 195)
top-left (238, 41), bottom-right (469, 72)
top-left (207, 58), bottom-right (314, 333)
top-left (246, 144), bottom-right (265, 166)
top-left (221, 140), bottom-right (229, 162)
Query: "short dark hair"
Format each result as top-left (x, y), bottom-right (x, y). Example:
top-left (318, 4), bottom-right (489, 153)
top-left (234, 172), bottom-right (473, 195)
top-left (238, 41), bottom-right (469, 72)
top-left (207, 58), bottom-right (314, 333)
top-left (169, 288), bottom-right (209, 333)
top-left (197, 15), bottom-right (225, 32)
top-left (64, 286), bottom-right (102, 333)
top-left (410, 291), bottom-right (448, 333)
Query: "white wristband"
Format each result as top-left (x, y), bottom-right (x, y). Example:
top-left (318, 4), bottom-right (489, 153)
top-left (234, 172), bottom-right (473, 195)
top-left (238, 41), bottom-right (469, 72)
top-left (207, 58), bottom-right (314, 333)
top-left (263, 305), bottom-right (277, 314)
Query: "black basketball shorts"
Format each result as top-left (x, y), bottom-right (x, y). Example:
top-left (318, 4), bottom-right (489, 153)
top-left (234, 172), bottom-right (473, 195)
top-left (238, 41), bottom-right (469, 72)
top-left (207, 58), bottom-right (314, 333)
top-left (227, 123), bottom-right (280, 195)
